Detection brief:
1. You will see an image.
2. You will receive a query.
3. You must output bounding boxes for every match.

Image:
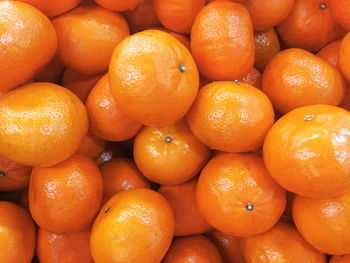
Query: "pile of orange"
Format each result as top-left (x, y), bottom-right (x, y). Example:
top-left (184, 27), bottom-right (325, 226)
top-left (1, 0), bottom-right (350, 262)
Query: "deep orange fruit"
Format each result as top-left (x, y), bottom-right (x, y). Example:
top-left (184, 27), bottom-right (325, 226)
top-left (0, 201), bottom-right (36, 263)
top-left (293, 190), bottom-right (350, 255)
top-left (264, 104), bottom-right (350, 198)
top-left (187, 81), bottom-right (275, 153)
top-left (158, 179), bottom-right (213, 236)
top-left (196, 153), bottom-right (286, 237)
top-left (109, 30), bottom-right (199, 126)
top-left (163, 235), bottom-right (223, 263)
top-left (0, 82), bottom-right (88, 167)
top-left (191, 1), bottom-right (255, 80)
top-left (29, 154), bottom-right (103, 233)
top-left (133, 119), bottom-right (211, 185)
top-left (90, 188), bottom-right (175, 263)
top-left (0, 1), bottom-right (57, 92)
top-left (242, 220), bottom-right (327, 262)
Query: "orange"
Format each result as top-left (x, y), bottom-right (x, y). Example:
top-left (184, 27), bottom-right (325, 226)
top-left (76, 132), bottom-right (107, 160)
top-left (330, 0), bottom-right (350, 31)
top-left (293, 190), bottom-right (350, 255)
top-left (317, 40), bottom-right (341, 68)
top-left (0, 82), bottom-right (88, 167)
top-left (330, 255), bottom-right (350, 263)
top-left (85, 74), bottom-right (142, 141)
top-left (339, 33), bottom-right (350, 83)
top-left (34, 55), bottom-right (65, 84)
top-left (29, 154), bottom-right (103, 233)
top-left (37, 228), bottom-right (93, 263)
top-left (53, 3), bottom-right (130, 75)
top-left (243, 0), bottom-right (294, 31)
top-left (187, 81), bottom-right (275, 153)
top-left (133, 119), bottom-right (211, 185)
top-left (0, 201), bottom-right (36, 263)
top-left (316, 41), bottom-right (350, 112)
top-left (0, 154), bottom-right (31, 192)
top-left (123, 0), bottom-right (161, 33)
top-left (239, 67), bottom-right (262, 90)
top-left (242, 220), bottom-right (327, 262)
top-left (153, 0), bottom-right (206, 34)
top-left (264, 105), bottom-right (350, 198)
top-left (0, 1), bottom-right (57, 92)
top-left (191, 1), bottom-right (254, 80)
top-left (109, 29), bottom-right (199, 126)
top-left (277, 0), bottom-right (343, 52)
top-left (100, 158), bottom-right (150, 203)
top-left (163, 235), bottom-right (223, 263)
top-left (262, 48), bottom-right (345, 114)
top-left (17, 0), bottom-right (82, 17)
top-left (158, 179), bottom-right (212, 237)
top-left (196, 153), bottom-right (286, 237)
top-left (254, 28), bottom-right (281, 72)
top-left (90, 188), bottom-right (174, 263)
top-left (62, 68), bottom-right (103, 102)
top-left (206, 230), bottom-right (245, 263)
top-left (94, 0), bottom-right (144, 11)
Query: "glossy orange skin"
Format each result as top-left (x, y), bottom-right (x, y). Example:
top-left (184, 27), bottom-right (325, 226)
top-left (330, 255), bottom-right (350, 263)
top-left (243, 0), bottom-right (294, 31)
top-left (100, 158), bottom-right (150, 203)
top-left (62, 68), bottom-right (103, 103)
top-left (196, 153), bottom-right (286, 237)
top-left (316, 41), bottom-right (350, 112)
top-left (254, 28), bottom-right (281, 72)
top-left (94, 0), bottom-right (144, 11)
top-left (242, 220), bottom-right (327, 263)
top-left (0, 154), bottom-right (31, 191)
top-left (239, 67), bottom-right (262, 90)
top-left (0, 1), bottom-right (57, 92)
top-left (134, 119), bottom-right (211, 185)
top-left (90, 189), bottom-right (174, 263)
top-left (339, 33), bottom-right (350, 83)
top-left (262, 48), bottom-right (345, 114)
top-left (317, 40), bottom-right (341, 68)
top-left (153, 0), bottom-right (206, 34)
top-left (206, 230), bottom-right (245, 263)
top-left (158, 179), bottom-right (212, 236)
top-left (264, 105), bottom-right (350, 198)
top-left (277, 0), bottom-right (342, 52)
top-left (37, 228), bottom-right (93, 263)
top-left (0, 82), bottom-right (88, 167)
top-left (29, 154), bottom-right (103, 233)
top-left (187, 81), bottom-right (275, 153)
top-left (109, 30), bottom-right (199, 127)
top-left (123, 0), bottom-right (161, 33)
top-left (34, 55), bottom-right (65, 84)
top-left (163, 235), bottom-right (223, 263)
top-left (53, 3), bottom-right (130, 75)
top-left (86, 74), bottom-right (142, 141)
top-left (77, 132), bottom-right (107, 159)
top-left (17, 0), bottom-right (82, 17)
top-left (293, 191), bottom-right (350, 255)
top-left (191, 1), bottom-right (254, 81)
top-left (330, 0), bottom-right (350, 31)
top-left (0, 202), bottom-right (36, 263)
